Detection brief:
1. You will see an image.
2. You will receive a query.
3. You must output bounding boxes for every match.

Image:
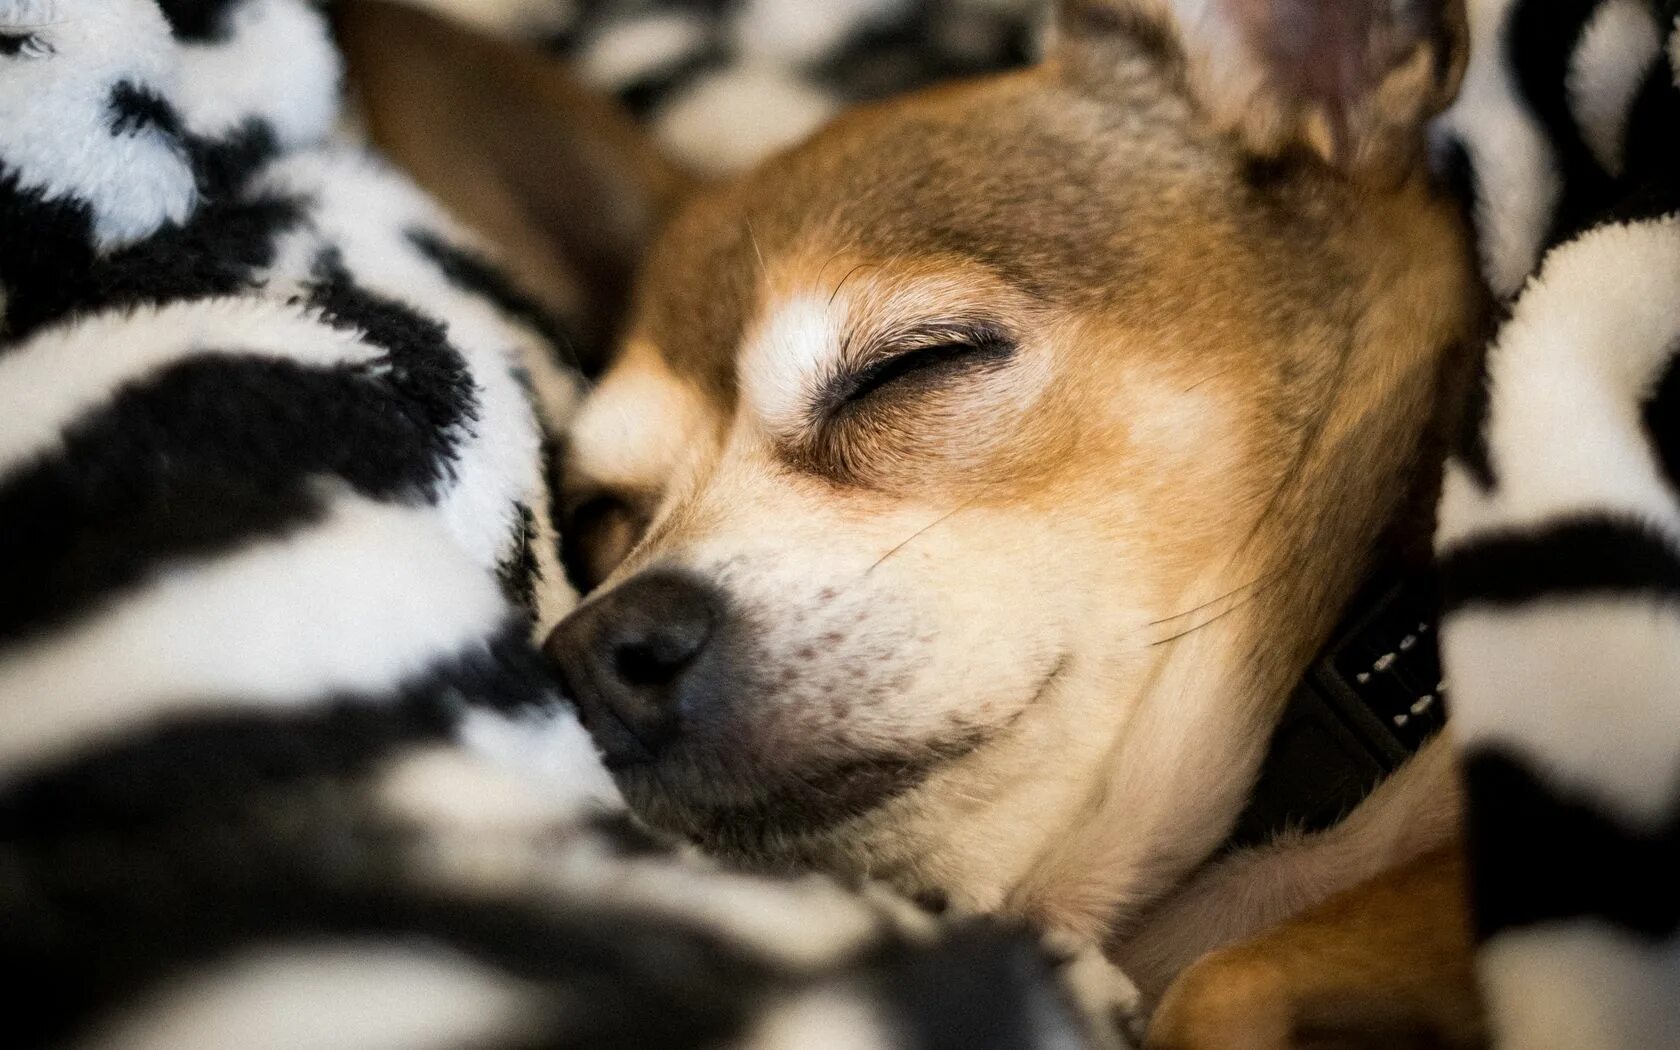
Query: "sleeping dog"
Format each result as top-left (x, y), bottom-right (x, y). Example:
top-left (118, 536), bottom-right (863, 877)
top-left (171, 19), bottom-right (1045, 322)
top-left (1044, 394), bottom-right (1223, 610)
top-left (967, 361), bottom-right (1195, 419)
top-left (348, 0), bottom-right (1485, 1043)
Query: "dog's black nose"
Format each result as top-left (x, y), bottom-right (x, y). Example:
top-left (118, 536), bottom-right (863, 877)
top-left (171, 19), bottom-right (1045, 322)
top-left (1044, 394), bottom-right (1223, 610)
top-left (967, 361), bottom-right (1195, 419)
top-left (544, 570), bottom-right (717, 766)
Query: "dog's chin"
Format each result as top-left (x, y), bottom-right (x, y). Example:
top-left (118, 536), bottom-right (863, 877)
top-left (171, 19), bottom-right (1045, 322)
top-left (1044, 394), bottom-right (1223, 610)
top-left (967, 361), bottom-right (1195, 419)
top-left (611, 749), bottom-right (958, 864)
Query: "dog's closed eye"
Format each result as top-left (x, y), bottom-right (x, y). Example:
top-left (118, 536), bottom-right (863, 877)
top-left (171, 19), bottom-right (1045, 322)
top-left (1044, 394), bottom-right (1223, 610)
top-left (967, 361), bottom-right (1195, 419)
top-left (826, 324), bottom-right (1016, 415)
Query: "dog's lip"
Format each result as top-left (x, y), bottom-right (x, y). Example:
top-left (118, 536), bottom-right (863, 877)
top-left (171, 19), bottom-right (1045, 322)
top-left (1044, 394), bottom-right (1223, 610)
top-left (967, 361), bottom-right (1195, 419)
top-left (621, 745), bottom-right (973, 845)
top-left (619, 652), bottom-right (1072, 850)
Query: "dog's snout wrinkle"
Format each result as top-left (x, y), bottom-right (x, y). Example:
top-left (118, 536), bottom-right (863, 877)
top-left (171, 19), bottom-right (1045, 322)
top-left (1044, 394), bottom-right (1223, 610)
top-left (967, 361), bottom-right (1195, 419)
top-left (544, 570), bottom-right (719, 767)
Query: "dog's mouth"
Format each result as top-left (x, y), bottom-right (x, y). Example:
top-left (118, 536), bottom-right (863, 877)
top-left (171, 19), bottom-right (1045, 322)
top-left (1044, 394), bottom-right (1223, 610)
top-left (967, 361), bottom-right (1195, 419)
top-left (615, 736), bottom-right (988, 859)
top-left (613, 656), bottom-right (1070, 859)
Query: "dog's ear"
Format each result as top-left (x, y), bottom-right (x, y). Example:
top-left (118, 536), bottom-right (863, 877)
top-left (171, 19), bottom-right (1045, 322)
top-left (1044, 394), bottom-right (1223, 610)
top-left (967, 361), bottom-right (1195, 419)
top-left (333, 0), bottom-right (692, 357)
top-left (1059, 0), bottom-right (1467, 180)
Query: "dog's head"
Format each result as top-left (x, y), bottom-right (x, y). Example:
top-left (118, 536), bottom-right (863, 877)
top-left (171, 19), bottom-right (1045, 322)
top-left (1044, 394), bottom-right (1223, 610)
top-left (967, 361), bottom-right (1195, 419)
top-left (551, 0), bottom-right (1477, 933)
top-left (355, 0), bottom-right (1478, 936)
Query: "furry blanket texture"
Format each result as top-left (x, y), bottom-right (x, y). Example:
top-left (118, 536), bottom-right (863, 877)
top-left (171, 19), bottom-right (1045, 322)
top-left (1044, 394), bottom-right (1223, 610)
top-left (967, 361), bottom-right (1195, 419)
top-left (1432, 1), bottom-right (1680, 1044)
top-left (0, 1), bottom-right (1130, 1048)
top-left (1, 0), bottom-right (1677, 1047)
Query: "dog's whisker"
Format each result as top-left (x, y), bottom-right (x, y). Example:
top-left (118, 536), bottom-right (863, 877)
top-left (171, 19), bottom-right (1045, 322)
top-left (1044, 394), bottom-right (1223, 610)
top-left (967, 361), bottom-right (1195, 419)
top-left (1147, 575), bottom-right (1281, 647)
top-left (1181, 364), bottom-right (1243, 394)
top-left (812, 243), bottom-right (860, 290)
top-left (865, 479), bottom-right (1007, 576)
top-left (828, 262), bottom-right (880, 307)
top-left (1147, 569), bottom-right (1281, 626)
top-left (944, 787), bottom-right (990, 808)
top-left (865, 496), bottom-right (980, 575)
top-left (744, 219), bottom-right (768, 277)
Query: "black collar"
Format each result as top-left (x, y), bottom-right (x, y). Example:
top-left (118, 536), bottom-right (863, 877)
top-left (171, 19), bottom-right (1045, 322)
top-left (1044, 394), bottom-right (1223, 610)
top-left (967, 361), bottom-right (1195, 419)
top-left (1225, 564), bottom-right (1448, 850)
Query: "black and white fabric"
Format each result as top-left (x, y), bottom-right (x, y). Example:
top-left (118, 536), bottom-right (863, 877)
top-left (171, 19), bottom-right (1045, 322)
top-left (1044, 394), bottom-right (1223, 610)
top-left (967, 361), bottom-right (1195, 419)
top-left (0, 1), bottom-right (1131, 1047)
top-left (1432, 0), bottom-right (1680, 1045)
top-left (536, 0), bottom-right (1044, 173)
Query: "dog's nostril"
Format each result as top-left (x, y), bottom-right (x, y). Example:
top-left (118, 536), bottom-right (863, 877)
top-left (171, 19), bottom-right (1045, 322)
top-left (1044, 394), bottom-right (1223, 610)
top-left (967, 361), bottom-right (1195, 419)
top-left (614, 632), bottom-right (699, 686)
top-left (546, 569), bottom-right (722, 766)
top-left (607, 586), bottom-right (714, 687)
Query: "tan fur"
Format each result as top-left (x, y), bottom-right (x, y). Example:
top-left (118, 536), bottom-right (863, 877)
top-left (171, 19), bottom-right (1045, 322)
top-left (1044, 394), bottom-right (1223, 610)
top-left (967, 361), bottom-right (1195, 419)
top-left (1146, 845), bottom-right (1485, 1049)
top-left (1117, 734), bottom-right (1465, 995)
top-left (341, 0), bottom-right (1486, 1039)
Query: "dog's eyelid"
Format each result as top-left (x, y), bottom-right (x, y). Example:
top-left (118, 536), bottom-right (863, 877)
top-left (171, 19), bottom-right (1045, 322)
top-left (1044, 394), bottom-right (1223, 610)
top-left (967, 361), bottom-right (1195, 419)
top-left (822, 320), bottom-right (1017, 411)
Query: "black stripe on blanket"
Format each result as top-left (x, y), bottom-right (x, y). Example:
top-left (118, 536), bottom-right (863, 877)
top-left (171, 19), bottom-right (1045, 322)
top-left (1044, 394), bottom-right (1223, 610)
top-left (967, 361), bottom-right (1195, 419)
top-left (191, 118), bottom-right (281, 200)
top-left (868, 921), bottom-right (1085, 1050)
top-left (0, 619), bottom-right (553, 840)
top-left (406, 227), bottom-right (592, 376)
top-left (303, 245), bottom-right (479, 395)
top-left (1610, 51), bottom-right (1680, 225)
top-left (497, 500), bottom-right (544, 619)
top-left (0, 32), bottom-right (46, 57)
top-left (0, 165), bottom-right (96, 345)
top-left (1463, 747), bottom-right (1678, 941)
top-left (0, 353), bottom-right (468, 646)
top-left (0, 262), bottom-right (481, 646)
top-left (7, 828), bottom-right (781, 1049)
top-left (1505, 0), bottom-right (1619, 252)
top-left (0, 193), bottom-right (303, 345)
top-left (108, 80), bottom-right (281, 200)
top-left (1438, 514), bottom-right (1680, 613)
top-left (1643, 340), bottom-right (1680, 493)
top-left (154, 0), bottom-right (245, 43)
top-left (109, 81), bottom-right (186, 141)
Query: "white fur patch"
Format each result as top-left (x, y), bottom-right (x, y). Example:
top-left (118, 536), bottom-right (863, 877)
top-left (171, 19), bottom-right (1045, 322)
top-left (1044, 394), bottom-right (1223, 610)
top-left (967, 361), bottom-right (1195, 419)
top-left (375, 743), bottom-right (596, 832)
top-left (739, 293), bottom-right (845, 437)
top-left (533, 850), bottom-right (917, 971)
top-left (171, 0), bottom-right (341, 148)
top-left (76, 942), bottom-right (541, 1050)
top-left (457, 706), bottom-right (624, 813)
top-left (742, 992), bottom-right (900, 1050)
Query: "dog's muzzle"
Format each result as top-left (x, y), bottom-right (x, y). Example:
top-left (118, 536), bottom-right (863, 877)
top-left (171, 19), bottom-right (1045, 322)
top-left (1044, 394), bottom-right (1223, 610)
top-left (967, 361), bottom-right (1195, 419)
top-left (543, 569), bottom-right (947, 852)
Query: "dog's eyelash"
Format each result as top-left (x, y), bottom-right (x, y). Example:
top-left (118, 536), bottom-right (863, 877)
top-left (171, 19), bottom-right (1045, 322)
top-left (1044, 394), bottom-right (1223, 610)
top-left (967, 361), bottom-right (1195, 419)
top-left (828, 327), bottom-right (1015, 410)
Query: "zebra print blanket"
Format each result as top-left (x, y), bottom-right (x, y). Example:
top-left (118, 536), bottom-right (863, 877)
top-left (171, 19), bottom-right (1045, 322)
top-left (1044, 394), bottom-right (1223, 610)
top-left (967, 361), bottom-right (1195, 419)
top-left (2, 0), bottom-right (1677, 1046)
top-left (0, 1), bottom-right (1130, 1047)
top-left (1433, 0), bottom-right (1680, 1044)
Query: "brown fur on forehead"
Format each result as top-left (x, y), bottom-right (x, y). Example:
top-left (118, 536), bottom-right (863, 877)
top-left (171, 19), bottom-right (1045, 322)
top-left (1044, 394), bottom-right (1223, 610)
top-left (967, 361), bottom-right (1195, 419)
top-left (631, 58), bottom-right (1413, 417)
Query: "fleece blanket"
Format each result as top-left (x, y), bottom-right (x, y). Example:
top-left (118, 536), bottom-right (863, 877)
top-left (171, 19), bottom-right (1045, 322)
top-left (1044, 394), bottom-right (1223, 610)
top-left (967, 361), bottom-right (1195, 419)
top-left (0, 1), bottom-right (1131, 1047)
top-left (1432, 0), bottom-right (1680, 1044)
